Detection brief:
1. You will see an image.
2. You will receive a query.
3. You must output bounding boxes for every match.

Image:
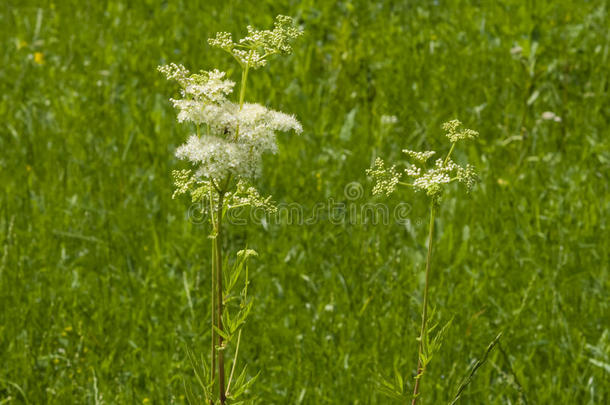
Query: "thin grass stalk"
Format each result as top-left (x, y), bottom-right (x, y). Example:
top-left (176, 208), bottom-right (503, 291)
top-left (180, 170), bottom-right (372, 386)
top-left (449, 333), bottom-right (502, 405)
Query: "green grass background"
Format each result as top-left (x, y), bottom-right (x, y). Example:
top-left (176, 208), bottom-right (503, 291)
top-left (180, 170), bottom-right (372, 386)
top-left (1, 0), bottom-right (609, 403)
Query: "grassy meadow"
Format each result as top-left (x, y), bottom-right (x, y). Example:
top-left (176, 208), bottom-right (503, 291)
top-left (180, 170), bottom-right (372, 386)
top-left (1, 0), bottom-right (609, 403)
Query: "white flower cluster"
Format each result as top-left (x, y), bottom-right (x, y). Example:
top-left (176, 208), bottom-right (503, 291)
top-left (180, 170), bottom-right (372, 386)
top-left (366, 158), bottom-right (400, 196)
top-left (405, 164), bottom-right (421, 177)
top-left (402, 149), bottom-right (435, 163)
top-left (160, 16), bottom-right (303, 215)
top-left (172, 168), bottom-right (197, 200)
top-left (172, 170), bottom-right (277, 214)
top-left (368, 120), bottom-right (479, 203)
top-left (409, 158), bottom-right (457, 199)
top-left (230, 180), bottom-right (277, 212)
top-left (456, 164), bottom-right (478, 191)
top-left (442, 119), bottom-right (479, 143)
top-left (157, 63), bottom-right (189, 82)
top-left (160, 64), bottom-right (302, 181)
top-left (159, 65), bottom-right (236, 103)
top-left (208, 15), bottom-right (303, 69)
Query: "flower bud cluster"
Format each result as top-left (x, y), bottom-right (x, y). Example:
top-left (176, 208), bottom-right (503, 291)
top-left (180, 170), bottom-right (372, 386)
top-left (368, 120), bottom-right (480, 203)
top-left (208, 15), bottom-right (303, 69)
top-left (442, 119), bottom-right (479, 142)
top-left (366, 158), bottom-right (400, 196)
top-left (402, 149), bottom-right (436, 163)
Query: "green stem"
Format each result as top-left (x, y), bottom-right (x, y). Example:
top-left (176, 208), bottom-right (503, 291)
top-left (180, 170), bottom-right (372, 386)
top-left (443, 143), bottom-right (456, 166)
top-left (215, 190), bottom-right (227, 405)
top-left (239, 64), bottom-right (249, 110)
top-left (209, 191), bottom-right (217, 389)
top-left (233, 64), bottom-right (250, 142)
top-left (412, 203), bottom-right (435, 404)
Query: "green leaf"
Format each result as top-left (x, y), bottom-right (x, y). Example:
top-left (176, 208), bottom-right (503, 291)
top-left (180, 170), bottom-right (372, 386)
top-left (213, 325), bottom-right (231, 342)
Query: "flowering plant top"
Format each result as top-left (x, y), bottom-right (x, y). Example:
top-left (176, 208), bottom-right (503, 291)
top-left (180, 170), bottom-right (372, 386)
top-left (159, 16), bottom-right (303, 214)
top-left (367, 120), bottom-right (479, 204)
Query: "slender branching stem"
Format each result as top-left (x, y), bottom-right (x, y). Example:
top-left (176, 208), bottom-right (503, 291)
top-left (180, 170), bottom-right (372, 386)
top-left (412, 202), bottom-right (436, 404)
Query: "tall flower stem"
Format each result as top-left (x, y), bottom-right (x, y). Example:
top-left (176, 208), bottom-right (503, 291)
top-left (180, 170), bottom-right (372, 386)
top-left (412, 202), bottom-right (435, 404)
top-left (233, 64), bottom-right (250, 142)
top-left (208, 189), bottom-right (218, 405)
top-left (210, 210), bottom-right (217, 381)
top-left (443, 142), bottom-right (456, 165)
top-left (239, 64), bottom-right (249, 109)
top-left (214, 190), bottom-right (227, 405)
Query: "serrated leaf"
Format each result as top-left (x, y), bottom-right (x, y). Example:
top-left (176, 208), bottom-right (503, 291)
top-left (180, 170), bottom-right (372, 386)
top-left (229, 367), bottom-right (260, 400)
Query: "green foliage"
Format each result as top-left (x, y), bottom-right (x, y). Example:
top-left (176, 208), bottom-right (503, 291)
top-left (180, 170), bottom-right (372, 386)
top-left (0, 0), bottom-right (608, 404)
top-left (184, 249), bottom-right (258, 405)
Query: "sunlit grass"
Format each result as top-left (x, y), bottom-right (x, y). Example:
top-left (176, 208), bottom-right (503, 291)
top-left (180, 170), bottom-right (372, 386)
top-left (0, 1), bottom-right (608, 404)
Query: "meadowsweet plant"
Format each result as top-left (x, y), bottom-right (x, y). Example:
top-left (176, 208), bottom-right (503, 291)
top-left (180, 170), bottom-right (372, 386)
top-left (367, 120), bottom-right (479, 404)
top-left (159, 15), bottom-right (303, 404)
